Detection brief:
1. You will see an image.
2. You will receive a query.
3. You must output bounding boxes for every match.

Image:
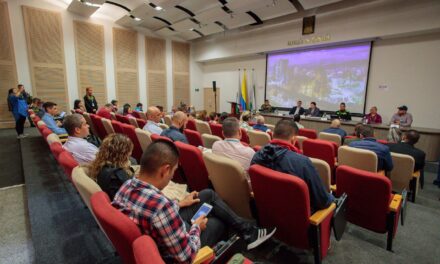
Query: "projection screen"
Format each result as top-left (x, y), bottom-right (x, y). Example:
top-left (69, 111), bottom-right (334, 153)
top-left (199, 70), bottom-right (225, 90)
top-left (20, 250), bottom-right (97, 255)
top-left (265, 42), bottom-right (372, 114)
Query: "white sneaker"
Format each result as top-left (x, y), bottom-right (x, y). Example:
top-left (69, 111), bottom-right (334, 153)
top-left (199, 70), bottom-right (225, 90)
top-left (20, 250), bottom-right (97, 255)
top-left (17, 134), bottom-right (28, 139)
top-left (246, 227), bottom-right (277, 250)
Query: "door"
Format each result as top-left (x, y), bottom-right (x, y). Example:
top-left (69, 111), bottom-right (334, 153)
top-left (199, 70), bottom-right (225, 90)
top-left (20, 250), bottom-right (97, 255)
top-left (204, 87), bottom-right (220, 113)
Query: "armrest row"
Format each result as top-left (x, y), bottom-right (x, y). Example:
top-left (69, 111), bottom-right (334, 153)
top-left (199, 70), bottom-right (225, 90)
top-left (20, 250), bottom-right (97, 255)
top-left (309, 203), bottom-right (336, 226)
top-left (389, 194), bottom-right (402, 213)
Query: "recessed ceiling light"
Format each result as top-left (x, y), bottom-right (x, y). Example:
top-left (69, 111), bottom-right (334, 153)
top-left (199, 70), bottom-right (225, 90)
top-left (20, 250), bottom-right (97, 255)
top-left (154, 6), bottom-right (163, 11)
top-left (133, 17), bottom-right (142, 21)
top-left (189, 28), bottom-right (194, 31)
top-left (79, 0), bottom-right (101, 8)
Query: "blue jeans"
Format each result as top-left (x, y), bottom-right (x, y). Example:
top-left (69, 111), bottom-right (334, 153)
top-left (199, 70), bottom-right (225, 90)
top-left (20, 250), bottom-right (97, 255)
top-left (179, 189), bottom-right (251, 246)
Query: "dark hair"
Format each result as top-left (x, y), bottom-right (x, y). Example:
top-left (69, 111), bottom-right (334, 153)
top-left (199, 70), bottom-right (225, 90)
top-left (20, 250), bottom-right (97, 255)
top-left (17, 84), bottom-right (24, 89)
top-left (32, 97), bottom-right (41, 104)
top-left (63, 114), bottom-right (84, 136)
top-left (354, 123), bottom-right (363, 137)
top-left (8, 88), bottom-right (14, 95)
top-left (156, 105), bottom-right (164, 112)
top-left (242, 113), bottom-right (251, 122)
top-left (340, 102), bottom-right (346, 106)
top-left (136, 103), bottom-right (143, 107)
top-left (209, 112), bottom-right (217, 121)
top-left (222, 117), bottom-right (240, 138)
top-left (293, 114), bottom-right (301, 122)
top-left (43, 102), bottom-right (57, 111)
top-left (218, 112), bottom-right (229, 124)
top-left (73, 99), bottom-right (82, 109)
top-left (405, 130), bottom-right (420, 145)
top-left (311, 102), bottom-right (316, 106)
top-left (111, 100), bottom-right (118, 105)
top-left (123, 103), bottom-right (131, 115)
top-left (140, 140), bottom-right (179, 175)
top-left (359, 125), bottom-right (374, 138)
top-left (274, 119), bottom-right (298, 140)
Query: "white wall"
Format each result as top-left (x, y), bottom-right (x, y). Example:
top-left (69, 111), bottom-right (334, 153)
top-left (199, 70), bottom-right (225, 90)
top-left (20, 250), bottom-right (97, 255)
top-left (6, 0), bottom-right (179, 111)
top-left (191, 0), bottom-right (440, 129)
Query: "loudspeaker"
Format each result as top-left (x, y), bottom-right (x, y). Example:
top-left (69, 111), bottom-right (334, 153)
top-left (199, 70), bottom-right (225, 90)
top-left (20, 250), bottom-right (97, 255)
top-left (213, 81), bottom-right (216, 92)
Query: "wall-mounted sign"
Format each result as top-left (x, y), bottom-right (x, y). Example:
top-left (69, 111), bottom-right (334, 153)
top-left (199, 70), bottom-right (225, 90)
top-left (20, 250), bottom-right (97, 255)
top-left (302, 16), bottom-right (315, 35)
top-left (287, 34), bottom-right (331, 46)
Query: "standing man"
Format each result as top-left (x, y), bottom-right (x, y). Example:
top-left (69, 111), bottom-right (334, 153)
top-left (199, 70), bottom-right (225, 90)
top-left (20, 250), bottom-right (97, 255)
top-left (336, 102), bottom-right (351, 121)
top-left (8, 86), bottom-right (29, 139)
top-left (390, 105), bottom-right (413, 127)
top-left (289, 100), bottom-right (305, 116)
top-left (83, 87), bottom-right (98, 113)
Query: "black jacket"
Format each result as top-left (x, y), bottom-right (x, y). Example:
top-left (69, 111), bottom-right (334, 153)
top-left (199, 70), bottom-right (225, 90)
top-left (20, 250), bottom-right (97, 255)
top-left (97, 166), bottom-right (132, 200)
top-left (251, 143), bottom-right (334, 211)
top-left (289, 106), bottom-right (305, 115)
top-left (388, 142), bottom-right (426, 172)
top-left (83, 95), bottom-right (98, 113)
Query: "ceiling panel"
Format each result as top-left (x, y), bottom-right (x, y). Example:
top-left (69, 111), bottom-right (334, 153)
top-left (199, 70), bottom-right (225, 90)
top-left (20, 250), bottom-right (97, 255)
top-left (171, 18), bottom-right (198, 31)
top-left (225, 0), bottom-right (272, 13)
top-left (217, 12), bottom-right (255, 29)
top-left (139, 17), bottom-right (168, 30)
top-left (111, 0), bottom-right (146, 10)
top-left (155, 8), bottom-right (189, 24)
top-left (298, 0), bottom-right (342, 10)
top-left (178, 0), bottom-right (221, 14)
top-left (252, 0), bottom-right (297, 21)
top-left (67, 0), bottom-right (101, 17)
top-left (149, 0), bottom-right (186, 10)
top-left (177, 30), bottom-right (202, 40)
top-left (116, 15), bottom-right (143, 27)
top-left (131, 4), bottom-right (158, 19)
top-left (155, 27), bottom-right (179, 37)
top-left (197, 23), bottom-right (224, 35)
top-left (194, 6), bottom-right (226, 24)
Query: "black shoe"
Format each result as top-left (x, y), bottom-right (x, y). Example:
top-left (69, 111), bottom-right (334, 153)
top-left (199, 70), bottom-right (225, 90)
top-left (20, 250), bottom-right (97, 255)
top-left (245, 227), bottom-right (276, 250)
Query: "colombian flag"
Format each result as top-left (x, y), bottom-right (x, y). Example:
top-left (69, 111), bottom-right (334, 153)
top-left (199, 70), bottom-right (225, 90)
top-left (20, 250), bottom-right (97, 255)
top-left (240, 70), bottom-right (248, 110)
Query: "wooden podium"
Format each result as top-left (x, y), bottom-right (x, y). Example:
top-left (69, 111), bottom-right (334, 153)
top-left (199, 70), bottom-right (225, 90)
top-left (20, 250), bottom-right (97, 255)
top-left (228, 101), bottom-right (239, 117)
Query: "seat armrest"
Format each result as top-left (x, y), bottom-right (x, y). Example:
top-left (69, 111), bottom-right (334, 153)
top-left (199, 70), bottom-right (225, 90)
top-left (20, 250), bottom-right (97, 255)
top-left (389, 194), bottom-right (402, 213)
top-left (309, 203), bottom-right (336, 226)
top-left (193, 246), bottom-right (214, 264)
top-left (330, 184), bottom-right (337, 192)
top-left (413, 170), bottom-right (420, 178)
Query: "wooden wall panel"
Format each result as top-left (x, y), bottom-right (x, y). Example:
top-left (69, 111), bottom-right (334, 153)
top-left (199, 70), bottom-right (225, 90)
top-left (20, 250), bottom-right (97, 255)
top-left (74, 21), bottom-right (107, 105)
top-left (113, 28), bottom-right (138, 107)
top-left (22, 6), bottom-right (68, 111)
top-left (145, 37), bottom-right (166, 109)
top-left (172, 41), bottom-right (190, 106)
top-left (0, 1), bottom-right (17, 128)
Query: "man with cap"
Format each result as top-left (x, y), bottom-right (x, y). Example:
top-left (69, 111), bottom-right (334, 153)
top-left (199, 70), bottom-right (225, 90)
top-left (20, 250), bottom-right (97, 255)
top-left (390, 105), bottom-right (413, 127)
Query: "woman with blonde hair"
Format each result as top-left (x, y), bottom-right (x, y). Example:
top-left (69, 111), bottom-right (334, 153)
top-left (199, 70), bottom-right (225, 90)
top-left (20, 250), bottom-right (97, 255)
top-left (88, 133), bottom-right (134, 199)
top-left (239, 110), bottom-right (253, 131)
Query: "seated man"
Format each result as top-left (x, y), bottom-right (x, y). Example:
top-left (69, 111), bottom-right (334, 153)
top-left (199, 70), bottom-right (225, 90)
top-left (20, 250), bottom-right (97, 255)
top-left (390, 105), bottom-right (413, 127)
top-left (364, 106), bottom-right (382, 124)
top-left (113, 141), bottom-right (275, 263)
top-left (161, 111), bottom-right (189, 143)
top-left (252, 115), bottom-right (269, 132)
top-left (42, 102), bottom-right (67, 135)
top-left (260, 99), bottom-right (273, 112)
top-left (344, 123), bottom-right (363, 145)
top-left (349, 125), bottom-right (394, 171)
top-left (306, 102), bottom-right (320, 117)
top-left (96, 103), bottom-right (113, 120)
top-left (322, 119), bottom-right (347, 144)
top-left (251, 119), bottom-right (334, 211)
top-left (289, 100), bottom-right (305, 116)
top-left (335, 102), bottom-right (351, 121)
top-left (143, 106), bottom-right (163, 135)
top-left (62, 114), bottom-right (98, 165)
top-left (212, 117), bottom-right (255, 173)
top-left (389, 130), bottom-right (425, 172)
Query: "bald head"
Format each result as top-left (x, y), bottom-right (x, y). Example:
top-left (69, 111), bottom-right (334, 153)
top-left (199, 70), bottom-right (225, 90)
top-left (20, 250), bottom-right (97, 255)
top-left (172, 111), bottom-right (187, 129)
top-left (331, 119), bottom-right (341, 128)
top-left (147, 106), bottom-right (161, 123)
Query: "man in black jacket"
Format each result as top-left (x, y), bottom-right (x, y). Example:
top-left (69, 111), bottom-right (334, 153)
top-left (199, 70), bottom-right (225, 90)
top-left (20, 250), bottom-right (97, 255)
top-left (389, 130), bottom-right (425, 172)
top-left (83, 87), bottom-right (98, 113)
top-left (289, 100), bottom-right (305, 116)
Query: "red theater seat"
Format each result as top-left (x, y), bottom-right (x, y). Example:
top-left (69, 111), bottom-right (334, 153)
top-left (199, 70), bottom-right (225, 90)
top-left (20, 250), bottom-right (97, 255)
top-left (58, 151), bottom-right (79, 181)
top-left (184, 129), bottom-right (204, 147)
top-left (121, 124), bottom-right (143, 163)
top-left (209, 123), bottom-right (224, 139)
top-left (175, 141), bottom-right (210, 191)
top-left (298, 128), bottom-right (318, 139)
top-left (133, 235), bottom-right (165, 264)
top-left (303, 139), bottom-right (338, 183)
top-left (91, 192), bottom-right (142, 264)
top-left (90, 114), bottom-right (107, 140)
top-left (240, 128), bottom-right (250, 144)
top-left (186, 119), bottom-right (197, 131)
top-left (249, 164), bottom-right (335, 263)
top-left (49, 142), bottom-right (65, 161)
top-left (336, 165), bottom-right (402, 251)
top-left (111, 120), bottom-right (125, 134)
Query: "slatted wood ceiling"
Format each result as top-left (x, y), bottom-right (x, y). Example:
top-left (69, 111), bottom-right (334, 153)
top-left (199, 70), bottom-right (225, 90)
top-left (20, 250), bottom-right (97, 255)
top-left (145, 37), bottom-right (167, 109)
top-left (0, 1), bottom-right (17, 128)
top-left (172, 41), bottom-right (190, 106)
top-left (73, 21), bottom-right (107, 106)
top-left (22, 6), bottom-right (68, 111)
top-left (113, 28), bottom-right (139, 107)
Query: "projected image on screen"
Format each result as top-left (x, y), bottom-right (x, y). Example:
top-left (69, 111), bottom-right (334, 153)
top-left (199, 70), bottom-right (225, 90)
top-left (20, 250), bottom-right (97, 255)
top-left (266, 43), bottom-right (371, 114)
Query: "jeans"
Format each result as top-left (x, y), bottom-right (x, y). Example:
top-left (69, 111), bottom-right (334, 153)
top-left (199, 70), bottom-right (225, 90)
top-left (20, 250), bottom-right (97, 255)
top-left (15, 115), bottom-right (26, 135)
top-left (179, 189), bottom-right (251, 247)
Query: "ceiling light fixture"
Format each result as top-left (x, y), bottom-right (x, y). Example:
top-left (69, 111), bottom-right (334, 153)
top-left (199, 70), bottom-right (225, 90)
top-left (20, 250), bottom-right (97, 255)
top-left (154, 6), bottom-right (163, 11)
top-left (78, 0), bottom-right (101, 8)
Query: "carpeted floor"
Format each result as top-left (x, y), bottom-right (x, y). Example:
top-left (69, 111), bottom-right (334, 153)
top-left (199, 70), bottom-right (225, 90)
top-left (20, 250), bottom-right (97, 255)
top-left (2, 127), bottom-right (439, 263)
top-left (0, 128), bottom-right (24, 188)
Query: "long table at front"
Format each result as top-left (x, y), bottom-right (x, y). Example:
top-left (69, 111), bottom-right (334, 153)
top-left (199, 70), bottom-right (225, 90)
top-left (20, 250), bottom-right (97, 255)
top-left (261, 114), bottom-right (440, 161)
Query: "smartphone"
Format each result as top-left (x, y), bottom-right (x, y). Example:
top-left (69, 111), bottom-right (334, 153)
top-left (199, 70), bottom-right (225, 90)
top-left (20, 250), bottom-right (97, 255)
top-left (191, 203), bottom-right (213, 224)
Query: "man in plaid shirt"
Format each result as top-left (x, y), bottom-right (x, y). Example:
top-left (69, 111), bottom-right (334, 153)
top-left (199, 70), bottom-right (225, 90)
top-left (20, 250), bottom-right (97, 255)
top-left (113, 140), bottom-right (275, 263)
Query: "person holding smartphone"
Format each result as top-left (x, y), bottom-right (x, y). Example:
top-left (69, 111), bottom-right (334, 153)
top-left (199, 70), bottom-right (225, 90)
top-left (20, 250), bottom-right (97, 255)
top-left (113, 140), bottom-right (276, 263)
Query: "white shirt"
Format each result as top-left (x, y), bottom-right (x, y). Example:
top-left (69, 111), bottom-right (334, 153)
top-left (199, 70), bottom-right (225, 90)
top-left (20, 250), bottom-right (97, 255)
top-left (63, 136), bottom-right (99, 165)
top-left (212, 139), bottom-right (255, 174)
top-left (143, 120), bottom-right (163, 135)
